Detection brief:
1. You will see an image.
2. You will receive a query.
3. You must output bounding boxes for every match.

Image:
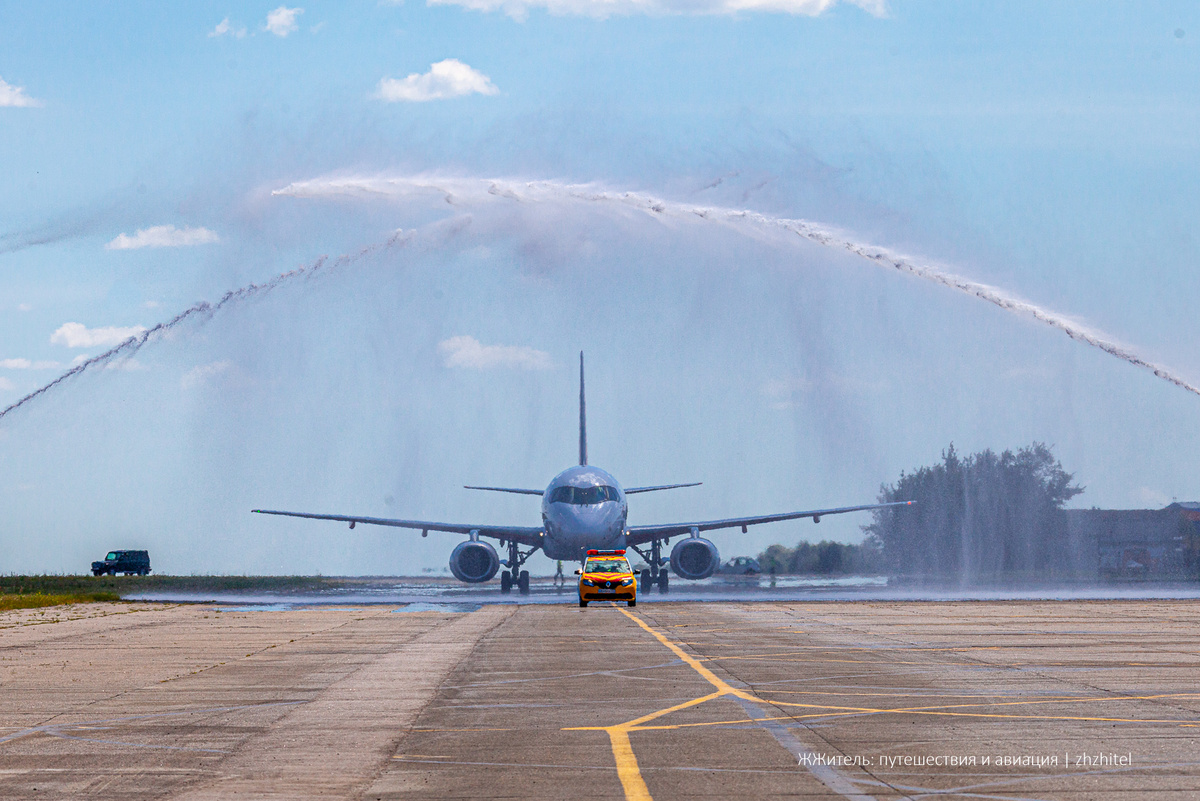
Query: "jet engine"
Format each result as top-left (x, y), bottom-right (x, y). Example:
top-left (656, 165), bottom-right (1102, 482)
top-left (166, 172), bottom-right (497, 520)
top-left (448, 540), bottom-right (500, 583)
top-left (669, 537), bottom-right (720, 580)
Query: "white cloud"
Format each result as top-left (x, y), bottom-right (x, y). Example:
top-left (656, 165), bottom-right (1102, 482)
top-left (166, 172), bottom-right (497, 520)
top-left (0, 77), bottom-right (42, 108)
top-left (438, 336), bottom-right (552, 370)
top-left (17, 303), bottom-right (32, 312)
top-left (50, 323), bottom-right (146, 349)
top-left (376, 59), bottom-right (499, 102)
top-left (265, 6), bottom-right (303, 36)
top-left (0, 358), bottom-right (61, 369)
top-left (209, 17), bottom-right (247, 38)
top-left (426, 0), bottom-right (883, 18)
top-left (0, 377), bottom-right (13, 392)
top-left (181, 360), bottom-right (233, 389)
top-left (105, 224), bottom-right (219, 250)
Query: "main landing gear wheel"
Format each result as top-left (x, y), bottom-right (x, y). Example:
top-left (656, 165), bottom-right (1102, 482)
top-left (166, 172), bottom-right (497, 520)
top-left (517, 570), bottom-right (530, 595)
top-left (657, 571), bottom-right (669, 593)
top-left (500, 571), bottom-right (512, 594)
top-left (640, 569), bottom-right (651, 591)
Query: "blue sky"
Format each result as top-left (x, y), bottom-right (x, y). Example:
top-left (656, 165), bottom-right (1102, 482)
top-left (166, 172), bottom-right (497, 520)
top-left (1, 1), bottom-right (1199, 575)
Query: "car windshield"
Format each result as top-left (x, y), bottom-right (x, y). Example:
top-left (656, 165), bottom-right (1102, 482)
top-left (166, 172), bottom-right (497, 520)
top-left (106, 552), bottom-right (119, 560)
top-left (549, 485), bottom-right (620, 505)
top-left (585, 560), bottom-right (630, 574)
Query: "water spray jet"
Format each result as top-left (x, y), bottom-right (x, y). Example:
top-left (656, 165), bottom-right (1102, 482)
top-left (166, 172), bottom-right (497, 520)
top-left (6, 173), bottom-right (1196, 424)
top-left (0, 229), bottom-right (417, 423)
top-left (275, 174), bottom-right (1200, 399)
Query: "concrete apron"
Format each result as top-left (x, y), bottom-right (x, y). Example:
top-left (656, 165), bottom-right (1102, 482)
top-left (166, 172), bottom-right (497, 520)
top-left (170, 605), bottom-right (513, 800)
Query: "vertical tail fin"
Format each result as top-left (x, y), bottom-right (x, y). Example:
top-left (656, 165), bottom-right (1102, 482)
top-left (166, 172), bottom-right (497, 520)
top-left (579, 351), bottom-right (587, 466)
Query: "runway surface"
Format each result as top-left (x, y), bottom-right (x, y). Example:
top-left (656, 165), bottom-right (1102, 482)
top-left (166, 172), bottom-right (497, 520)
top-left (125, 574), bottom-right (1200, 606)
top-left (2, 599), bottom-right (1199, 799)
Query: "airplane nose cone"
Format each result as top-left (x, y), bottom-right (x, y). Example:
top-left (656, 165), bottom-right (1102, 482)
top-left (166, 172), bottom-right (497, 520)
top-left (547, 503), bottom-right (625, 549)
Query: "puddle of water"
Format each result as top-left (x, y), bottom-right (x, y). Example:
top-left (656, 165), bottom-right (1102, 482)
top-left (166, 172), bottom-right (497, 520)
top-left (393, 602), bottom-right (482, 613)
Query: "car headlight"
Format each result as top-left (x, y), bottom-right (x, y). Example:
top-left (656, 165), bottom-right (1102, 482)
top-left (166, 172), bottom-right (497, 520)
top-left (620, 578), bottom-right (634, 587)
top-left (581, 579), bottom-right (595, 586)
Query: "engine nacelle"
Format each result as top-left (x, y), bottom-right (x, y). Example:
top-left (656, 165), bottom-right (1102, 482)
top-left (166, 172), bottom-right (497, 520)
top-left (448, 540), bottom-right (500, 583)
top-left (670, 537), bottom-right (720, 580)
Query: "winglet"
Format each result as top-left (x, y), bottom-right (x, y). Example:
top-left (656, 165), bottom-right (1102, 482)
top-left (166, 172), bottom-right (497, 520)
top-left (579, 351), bottom-right (587, 466)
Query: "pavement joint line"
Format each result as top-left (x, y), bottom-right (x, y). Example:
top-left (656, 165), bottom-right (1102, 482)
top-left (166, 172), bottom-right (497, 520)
top-left (730, 691), bottom-right (1200, 724)
top-left (38, 731), bottom-right (230, 754)
top-left (439, 659), bottom-right (688, 688)
top-left (866, 785), bottom-right (1054, 801)
top-left (389, 755), bottom-right (822, 774)
top-left (409, 727), bottom-right (519, 732)
top-left (765, 689), bottom-right (1093, 698)
top-left (864, 759), bottom-right (1200, 798)
top-left (862, 692), bottom-right (1200, 717)
top-left (0, 701), bottom-right (306, 746)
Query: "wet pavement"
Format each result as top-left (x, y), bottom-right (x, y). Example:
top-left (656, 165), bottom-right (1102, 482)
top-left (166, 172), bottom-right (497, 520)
top-left (125, 575), bottom-right (1200, 606)
top-left (2, 599), bottom-right (1200, 799)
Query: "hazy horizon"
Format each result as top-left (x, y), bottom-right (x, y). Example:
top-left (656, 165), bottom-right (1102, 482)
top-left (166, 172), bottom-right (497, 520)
top-left (2, 2), bottom-right (1198, 575)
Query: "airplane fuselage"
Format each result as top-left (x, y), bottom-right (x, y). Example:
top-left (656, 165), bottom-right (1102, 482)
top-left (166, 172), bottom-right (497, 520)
top-left (540, 465), bottom-right (628, 560)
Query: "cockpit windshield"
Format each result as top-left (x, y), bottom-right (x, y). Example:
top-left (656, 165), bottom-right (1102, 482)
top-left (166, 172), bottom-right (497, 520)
top-left (549, 485), bottom-right (620, 505)
top-left (585, 559), bottom-right (631, 574)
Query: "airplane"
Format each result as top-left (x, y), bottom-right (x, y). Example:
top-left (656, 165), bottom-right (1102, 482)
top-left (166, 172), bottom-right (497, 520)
top-left (253, 354), bottom-right (913, 595)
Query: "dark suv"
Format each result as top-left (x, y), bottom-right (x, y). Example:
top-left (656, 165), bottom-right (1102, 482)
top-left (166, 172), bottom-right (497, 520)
top-left (91, 550), bottom-right (151, 576)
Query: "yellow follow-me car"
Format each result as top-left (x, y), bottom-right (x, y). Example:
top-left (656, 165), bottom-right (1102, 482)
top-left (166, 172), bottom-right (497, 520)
top-left (576, 549), bottom-right (637, 607)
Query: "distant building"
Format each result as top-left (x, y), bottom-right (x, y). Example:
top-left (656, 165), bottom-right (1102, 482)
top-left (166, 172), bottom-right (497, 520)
top-left (1064, 503), bottom-right (1200, 580)
top-left (1171, 502), bottom-right (1200, 577)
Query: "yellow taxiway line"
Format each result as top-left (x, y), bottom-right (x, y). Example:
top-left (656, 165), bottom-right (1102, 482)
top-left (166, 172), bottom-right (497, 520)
top-left (568, 604), bottom-right (1200, 801)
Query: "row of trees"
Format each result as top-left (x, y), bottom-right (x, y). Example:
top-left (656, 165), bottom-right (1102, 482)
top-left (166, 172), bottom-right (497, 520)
top-left (863, 443), bottom-right (1083, 583)
top-left (756, 443), bottom-right (1084, 583)
top-left (758, 540), bottom-right (883, 576)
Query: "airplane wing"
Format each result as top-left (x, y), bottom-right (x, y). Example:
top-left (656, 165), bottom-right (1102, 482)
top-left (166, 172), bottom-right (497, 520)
top-left (624, 482), bottom-right (702, 495)
top-left (251, 509), bottom-right (544, 546)
top-left (624, 500), bottom-right (914, 546)
top-left (463, 485), bottom-right (544, 496)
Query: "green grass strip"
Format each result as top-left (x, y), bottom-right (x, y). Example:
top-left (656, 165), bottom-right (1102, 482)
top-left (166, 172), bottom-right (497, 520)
top-left (0, 592), bottom-right (122, 612)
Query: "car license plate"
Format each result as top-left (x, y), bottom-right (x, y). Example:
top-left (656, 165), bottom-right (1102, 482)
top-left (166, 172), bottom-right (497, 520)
top-left (599, 588), bottom-right (616, 594)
